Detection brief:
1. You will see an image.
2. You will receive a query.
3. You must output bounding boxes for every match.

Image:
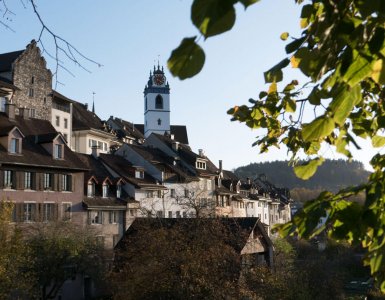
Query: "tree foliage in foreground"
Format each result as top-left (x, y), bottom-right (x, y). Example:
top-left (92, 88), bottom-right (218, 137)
top-left (168, 0), bottom-right (385, 292)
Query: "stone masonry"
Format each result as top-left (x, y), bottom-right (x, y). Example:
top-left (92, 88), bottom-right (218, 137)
top-left (12, 40), bottom-right (52, 120)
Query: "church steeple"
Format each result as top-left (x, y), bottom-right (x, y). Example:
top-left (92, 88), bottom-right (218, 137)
top-left (144, 64), bottom-right (170, 138)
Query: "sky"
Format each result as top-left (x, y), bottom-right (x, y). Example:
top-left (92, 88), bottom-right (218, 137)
top-left (0, 0), bottom-right (378, 171)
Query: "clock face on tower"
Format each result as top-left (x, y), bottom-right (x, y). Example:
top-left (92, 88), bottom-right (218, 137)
top-left (154, 74), bottom-right (165, 86)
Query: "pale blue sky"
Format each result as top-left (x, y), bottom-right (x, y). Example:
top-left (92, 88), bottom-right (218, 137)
top-left (1, 0), bottom-right (377, 171)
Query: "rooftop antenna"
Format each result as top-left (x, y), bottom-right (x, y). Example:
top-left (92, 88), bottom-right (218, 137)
top-left (92, 91), bottom-right (96, 113)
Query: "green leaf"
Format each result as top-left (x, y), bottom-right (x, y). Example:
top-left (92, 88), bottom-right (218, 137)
top-left (168, 37), bottom-right (206, 80)
top-left (191, 0), bottom-right (236, 38)
top-left (280, 32), bottom-right (289, 41)
top-left (239, 0), bottom-right (260, 8)
top-left (264, 58), bottom-right (290, 83)
top-left (329, 84), bottom-right (361, 125)
top-left (283, 97), bottom-right (296, 113)
top-left (372, 135), bottom-right (385, 148)
top-left (342, 51), bottom-right (373, 86)
top-left (285, 36), bottom-right (306, 54)
top-left (371, 59), bottom-right (385, 84)
top-left (302, 116), bottom-right (335, 142)
top-left (294, 157), bottom-right (325, 180)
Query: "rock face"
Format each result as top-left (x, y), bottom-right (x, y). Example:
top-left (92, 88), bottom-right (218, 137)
top-left (12, 40), bottom-right (52, 120)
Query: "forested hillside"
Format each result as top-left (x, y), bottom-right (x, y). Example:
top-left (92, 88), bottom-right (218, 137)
top-left (234, 159), bottom-right (370, 193)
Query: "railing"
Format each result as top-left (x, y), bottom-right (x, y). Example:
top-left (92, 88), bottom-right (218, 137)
top-left (52, 102), bottom-right (70, 113)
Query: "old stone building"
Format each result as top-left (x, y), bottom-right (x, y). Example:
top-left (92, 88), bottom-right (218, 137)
top-left (0, 40), bottom-right (52, 120)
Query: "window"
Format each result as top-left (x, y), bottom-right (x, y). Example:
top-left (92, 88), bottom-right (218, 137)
top-left (43, 173), bottom-right (53, 190)
top-left (10, 138), bottom-right (20, 154)
top-left (90, 211), bottom-right (103, 224)
top-left (64, 118), bottom-right (68, 129)
top-left (129, 209), bottom-right (135, 217)
top-left (109, 211), bottom-right (118, 224)
top-left (4, 170), bottom-right (13, 188)
top-left (102, 184), bottom-right (109, 198)
top-left (54, 144), bottom-right (63, 159)
top-left (31, 76), bottom-right (34, 84)
top-left (62, 174), bottom-right (71, 191)
top-left (55, 116), bottom-right (60, 126)
top-left (29, 109), bottom-right (35, 118)
top-left (156, 211), bottom-right (163, 218)
top-left (157, 190), bottom-right (162, 198)
top-left (25, 172), bottom-right (32, 189)
top-left (63, 133), bottom-right (68, 142)
top-left (28, 88), bottom-right (34, 97)
top-left (196, 161), bottom-right (206, 170)
top-left (168, 211), bottom-right (172, 218)
top-left (157, 118), bottom-right (162, 126)
top-left (87, 182), bottom-right (95, 197)
top-left (43, 203), bottom-right (55, 222)
top-left (116, 184), bottom-right (122, 198)
top-left (146, 191), bottom-right (154, 198)
top-left (135, 170), bottom-right (144, 179)
top-left (175, 211), bottom-right (181, 218)
top-left (264, 213), bottom-right (267, 220)
top-left (62, 203), bottom-right (72, 221)
top-left (24, 203), bottom-right (36, 222)
top-left (170, 189), bottom-right (176, 198)
top-left (182, 211), bottom-right (187, 218)
top-left (155, 94), bottom-right (163, 109)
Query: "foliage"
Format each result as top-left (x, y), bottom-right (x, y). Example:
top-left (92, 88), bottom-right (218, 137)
top-left (25, 222), bottom-right (106, 300)
top-left (0, 201), bottom-right (34, 298)
top-left (234, 159), bottom-right (369, 192)
top-left (110, 219), bottom-right (246, 299)
top-left (168, 0), bottom-right (385, 291)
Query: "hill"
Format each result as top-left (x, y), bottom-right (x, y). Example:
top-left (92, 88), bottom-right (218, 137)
top-left (234, 159), bottom-right (370, 193)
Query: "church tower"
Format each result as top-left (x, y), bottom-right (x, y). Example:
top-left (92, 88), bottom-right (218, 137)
top-left (144, 64), bottom-right (170, 138)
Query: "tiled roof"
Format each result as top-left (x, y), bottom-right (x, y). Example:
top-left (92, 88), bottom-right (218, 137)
top-left (120, 217), bottom-right (272, 253)
top-left (223, 170), bottom-right (239, 181)
top-left (76, 153), bottom-right (114, 183)
top-left (99, 153), bottom-right (166, 189)
top-left (0, 50), bottom-right (23, 73)
top-left (110, 117), bottom-right (144, 141)
top-left (0, 113), bottom-right (87, 171)
top-left (134, 124), bottom-right (189, 144)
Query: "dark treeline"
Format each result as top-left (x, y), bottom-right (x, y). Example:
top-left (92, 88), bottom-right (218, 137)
top-left (234, 159), bottom-right (370, 193)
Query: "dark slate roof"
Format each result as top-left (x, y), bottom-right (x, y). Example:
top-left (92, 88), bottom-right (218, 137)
top-left (126, 144), bottom-right (198, 182)
top-left (0, 76), bottom-right (19, 90)
top-left (223, 170), bottom-right (239, 181)
top-left (152, 133), bottom-right (218, 177)
top-left (134, 124), bottom-right (189, 145)
top-left (119, 217), bottom-right (272, 253)
top-left (99, 153), bottom-right (167, 190)
top-left (83, 197), bottom-right (127, 209)
top-left (0, 50), bottom-right (23, 73)
top-left (215, 186), bottom-right (234, 195)
top-left (109, 117), bottom-right (144, 141)
top-left (76, 153), bottom-right (114, 183)
top-left (0, 113), bottom-right (87, 171)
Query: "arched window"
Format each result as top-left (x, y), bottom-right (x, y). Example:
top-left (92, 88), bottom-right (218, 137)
top-left (155, 95), bottom-right (163, 109)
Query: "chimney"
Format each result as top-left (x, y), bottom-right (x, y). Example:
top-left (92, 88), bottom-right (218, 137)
top-left (198, 149), bottom-right (204, 157)
top-left (5, 101), bottom-right (15, 121)
top-left (172, 141), bottom-right (179, 151)
top-left (18, 107), bottom-right (30, 120)
top-left (84, 103), bottom-right (88, 110)
top-left (219, 160), bottom-right (223, 172)
top-left (91, 145), bottom-right (100, 158)
top-left (247, 177), bottom-right (251, 184)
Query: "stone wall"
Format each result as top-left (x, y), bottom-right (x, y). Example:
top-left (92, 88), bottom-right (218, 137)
top-left (12, 41), bottom-right (52, 121)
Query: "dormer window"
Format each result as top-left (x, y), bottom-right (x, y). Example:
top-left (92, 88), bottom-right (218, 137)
top-left (10, 138), bottom-right (20, 154)
top-left (102, 183), bottom-right (109, 198)
top-left (135, 170), bottom-right (144, 179)
top-left (87, 181), bottom-right (95, 197)
top-left (196, 160), bottom-right (206, 170)
top-left (54, 144), bottom-right (63, 159)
